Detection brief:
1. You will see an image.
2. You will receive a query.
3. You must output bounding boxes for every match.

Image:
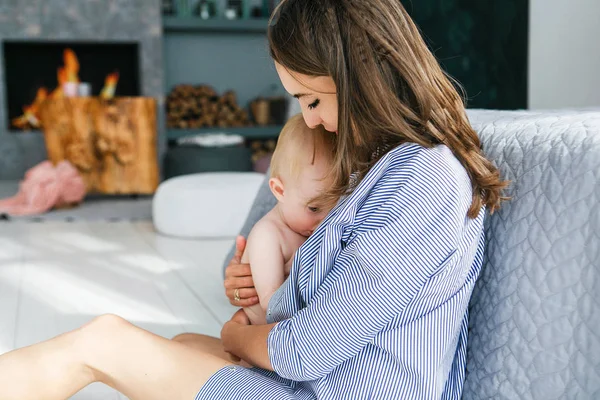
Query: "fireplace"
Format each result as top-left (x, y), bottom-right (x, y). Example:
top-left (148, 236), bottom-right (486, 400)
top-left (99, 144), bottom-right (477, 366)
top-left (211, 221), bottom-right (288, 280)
top-left (3, 41), bottom-right (140, 131)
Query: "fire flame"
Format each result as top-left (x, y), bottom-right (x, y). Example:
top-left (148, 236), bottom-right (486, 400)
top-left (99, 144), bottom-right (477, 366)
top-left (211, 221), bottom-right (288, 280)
top-left (11, 88), bottom-right (48, 129)
top-left (100, 72), bottom-right (120, 99)
top-left (12, 48), bottom-right (120, 130)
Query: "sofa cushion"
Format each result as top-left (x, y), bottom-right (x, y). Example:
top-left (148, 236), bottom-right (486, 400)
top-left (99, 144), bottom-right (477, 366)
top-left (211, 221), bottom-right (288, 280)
top-left (221, 110), bottom-right (600, 399)
top-left (463, 110), bottom-right (600, 399)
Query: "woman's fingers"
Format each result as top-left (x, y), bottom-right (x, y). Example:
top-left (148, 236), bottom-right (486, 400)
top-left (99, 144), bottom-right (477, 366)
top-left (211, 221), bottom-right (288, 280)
top-left (223, 264), bottom-right (256, 304)
top-left (224, 276), bottom-right (255, 290)
top-left (226, 351), bottom-right (241, 363)
top-left (231, 236), bottom-right (247, 264)
top-left (225, 288), bottom-right (259, 307)
top-left (230, 309), bottom-right (251, 325)
top-left (224, 263), bottom-right (252, 280)
top-left (227, 287), bottom-right (258, 300)
top-left (230, 296), bottom-right (259, 307)
top-left (224, 237), bottom-right (256, 306)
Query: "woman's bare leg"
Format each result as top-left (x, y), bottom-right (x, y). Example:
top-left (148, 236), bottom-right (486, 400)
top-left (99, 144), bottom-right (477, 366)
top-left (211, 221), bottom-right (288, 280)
top-left (173, 333), bottom-right (232, 360)
top-left (0, 314), bottom-right (233, 400)
top-left (173, 333), bottom-right (254, 368)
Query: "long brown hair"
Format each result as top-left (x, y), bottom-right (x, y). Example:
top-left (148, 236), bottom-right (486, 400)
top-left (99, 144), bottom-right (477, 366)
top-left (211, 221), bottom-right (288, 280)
top-left (268, 0), bottom-right (508, 218)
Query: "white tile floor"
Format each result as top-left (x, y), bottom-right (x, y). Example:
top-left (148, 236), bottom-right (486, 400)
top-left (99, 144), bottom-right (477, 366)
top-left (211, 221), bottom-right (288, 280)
top-left (0, 221), bottom-right (237, 399)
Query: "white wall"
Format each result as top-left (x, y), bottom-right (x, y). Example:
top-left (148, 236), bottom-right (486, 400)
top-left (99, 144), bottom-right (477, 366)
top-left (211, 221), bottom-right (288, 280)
top-left (529, 0), bottom-right (600, 109)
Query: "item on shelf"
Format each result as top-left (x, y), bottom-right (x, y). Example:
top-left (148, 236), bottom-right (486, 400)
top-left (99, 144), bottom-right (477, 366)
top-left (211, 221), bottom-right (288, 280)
top-left (163, 146), bottom-right (253, 179)
top-left (250, 96), bottom-right (288, 126)
top-left (251, 6), bottom-right (263, 18)
top-left (253, 153), bottom-right (272, 174)
top-left (248, 138), bottom-right (276, 164)
top-left (242, 0), bottom-right (252, 19)
top-left (193, 0), bottom-right (217, 19)
top-left (269, 96), bottom-right (287, 125)
top-left (166, 84), bottom-right (251, 129)
top-left (246, 0), bottom-right (263, 17)
top-left (225, 0), bottom-right (243, 19)
top-left (250, 98), bottom-right (270, 126)
top-left (177, 133), bottom-right (244, 147)
top-left (224, 8), bottom-right (238, 20)
top-left (177, 0), bottom-right (191, 16)
top-left (162, 0), bottom-right (176, 16)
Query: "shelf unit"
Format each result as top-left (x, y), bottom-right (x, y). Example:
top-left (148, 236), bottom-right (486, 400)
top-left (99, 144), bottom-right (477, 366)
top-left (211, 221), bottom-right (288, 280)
top-left (162, 16), bottom-right (270, 33)
top-left (163, 15), bottom-right (282, 149)
top-left (167, 126), bottom-right (282, 141)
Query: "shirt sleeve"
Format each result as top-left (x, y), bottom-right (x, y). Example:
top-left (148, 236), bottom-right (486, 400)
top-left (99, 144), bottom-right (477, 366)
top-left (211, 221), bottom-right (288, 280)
top-left (267, 162), bottom-right (467, 381)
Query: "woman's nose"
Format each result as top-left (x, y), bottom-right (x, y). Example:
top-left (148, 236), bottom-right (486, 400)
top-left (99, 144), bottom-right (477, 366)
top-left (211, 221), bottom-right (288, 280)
top-left (303, 111), bottom-right (322, 129)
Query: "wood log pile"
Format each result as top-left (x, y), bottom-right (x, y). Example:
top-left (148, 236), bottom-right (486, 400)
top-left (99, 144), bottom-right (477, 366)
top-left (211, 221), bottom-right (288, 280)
top-left (250, 139), bottom-right (277, 163)
top-left (167, 85), bottom-right (251, 129)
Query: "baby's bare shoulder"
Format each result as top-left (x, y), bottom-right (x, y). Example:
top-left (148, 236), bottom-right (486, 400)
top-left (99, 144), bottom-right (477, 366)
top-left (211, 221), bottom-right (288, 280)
top-left (244, 215), bottom-right (286, 265)
top-left (247, 216), bottom-right (282, 244)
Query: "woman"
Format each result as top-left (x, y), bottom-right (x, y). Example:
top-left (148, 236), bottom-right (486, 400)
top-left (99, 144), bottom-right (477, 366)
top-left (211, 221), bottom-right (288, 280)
top-left (0, 0), bottom-right (506, 399)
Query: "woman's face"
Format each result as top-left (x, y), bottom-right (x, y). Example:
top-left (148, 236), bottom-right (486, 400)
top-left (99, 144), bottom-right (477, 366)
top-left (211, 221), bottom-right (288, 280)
top-left (275, 62), bottom-right (339, 134)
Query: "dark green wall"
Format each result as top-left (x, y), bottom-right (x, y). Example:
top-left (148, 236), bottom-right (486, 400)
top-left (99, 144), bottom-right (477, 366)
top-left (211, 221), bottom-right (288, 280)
top-left (408, 0), bottom-right (529, 109)
top-left (163, 0), bottom-right (529, 110)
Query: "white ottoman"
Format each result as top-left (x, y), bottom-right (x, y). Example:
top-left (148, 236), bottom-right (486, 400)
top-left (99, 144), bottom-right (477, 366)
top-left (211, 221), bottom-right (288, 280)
top-left (153, 172), bottom-right (266, 238)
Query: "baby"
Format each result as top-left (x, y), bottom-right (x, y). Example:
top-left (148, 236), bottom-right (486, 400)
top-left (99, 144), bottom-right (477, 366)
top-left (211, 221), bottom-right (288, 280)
top-left (242, 114), bottom-right (337, 325)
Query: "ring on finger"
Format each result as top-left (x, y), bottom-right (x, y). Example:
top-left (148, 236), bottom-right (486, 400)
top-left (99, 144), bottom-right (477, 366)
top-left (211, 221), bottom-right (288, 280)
top-left (234, 288), bottom-right (241, 302)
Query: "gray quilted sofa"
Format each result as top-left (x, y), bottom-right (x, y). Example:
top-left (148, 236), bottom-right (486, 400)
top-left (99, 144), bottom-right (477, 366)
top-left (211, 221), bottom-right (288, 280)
top-left (224, 109), bottom-right (600, 399)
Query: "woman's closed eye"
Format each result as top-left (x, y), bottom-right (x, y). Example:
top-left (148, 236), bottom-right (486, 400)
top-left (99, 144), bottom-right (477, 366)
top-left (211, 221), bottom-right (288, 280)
top-left (307, 99), bottom-right (320, 110)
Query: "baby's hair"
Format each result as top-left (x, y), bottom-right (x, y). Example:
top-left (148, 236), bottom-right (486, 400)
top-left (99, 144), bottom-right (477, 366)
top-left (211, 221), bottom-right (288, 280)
top-left (270, 114), bottom-right (336, 184)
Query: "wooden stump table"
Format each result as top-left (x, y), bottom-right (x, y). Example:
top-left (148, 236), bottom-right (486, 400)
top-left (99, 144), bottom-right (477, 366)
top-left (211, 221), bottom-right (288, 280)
top-left (39, 97), bottom-right (159, 195)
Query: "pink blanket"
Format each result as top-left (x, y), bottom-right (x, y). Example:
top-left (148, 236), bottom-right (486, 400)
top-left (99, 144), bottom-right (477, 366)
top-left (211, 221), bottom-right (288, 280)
top-left (0, 160), bottom-right (86, 216)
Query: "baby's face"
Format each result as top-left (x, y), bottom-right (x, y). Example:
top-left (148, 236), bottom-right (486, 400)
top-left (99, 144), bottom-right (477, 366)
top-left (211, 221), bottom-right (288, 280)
top-left (281, 166), bottom-right (334, 237)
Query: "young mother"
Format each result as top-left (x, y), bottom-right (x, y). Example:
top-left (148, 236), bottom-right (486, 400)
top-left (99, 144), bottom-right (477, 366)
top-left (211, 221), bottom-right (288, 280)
top-left (0, 0), bottom-right (506, 399)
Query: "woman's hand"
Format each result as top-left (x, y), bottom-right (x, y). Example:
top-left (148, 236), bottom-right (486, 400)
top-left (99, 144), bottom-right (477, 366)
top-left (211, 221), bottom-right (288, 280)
top-left (224, 236), bottom-right (259, 307)
top-left (222, 309), bottom-right (251, 362)
top-left (221, 308), bottom-right (275, 371)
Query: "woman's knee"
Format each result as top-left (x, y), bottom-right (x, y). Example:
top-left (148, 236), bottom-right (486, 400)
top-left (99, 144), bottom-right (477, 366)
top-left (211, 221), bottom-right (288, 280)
top-left (172, 332), bottom-right (195, 343)
top-left (76, 314), bottom-right (135, 383)
top-left (76, 314), bottom-right (134, 354)
top-left (84, 314), bottom-right (131, 335)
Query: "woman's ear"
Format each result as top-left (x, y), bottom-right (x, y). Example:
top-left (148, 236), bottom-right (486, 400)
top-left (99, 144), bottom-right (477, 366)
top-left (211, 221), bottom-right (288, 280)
top-left (269, 177), bottom-right (285, 202)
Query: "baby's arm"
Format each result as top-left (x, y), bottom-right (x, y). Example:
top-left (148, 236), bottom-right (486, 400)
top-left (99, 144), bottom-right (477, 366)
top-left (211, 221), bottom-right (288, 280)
top-left (244, 221), bottom-right (286, 319)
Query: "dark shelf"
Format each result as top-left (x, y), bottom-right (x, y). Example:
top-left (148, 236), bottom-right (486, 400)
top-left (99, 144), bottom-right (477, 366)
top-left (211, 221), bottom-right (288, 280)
top-left (167, 126), bottom-right (282, 140)
top-left (163, 17), bottom-right (269, 33)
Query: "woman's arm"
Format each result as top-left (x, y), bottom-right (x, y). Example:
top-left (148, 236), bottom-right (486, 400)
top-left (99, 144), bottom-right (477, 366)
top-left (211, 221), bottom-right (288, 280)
top-left (221, 310), bottom-right (277, 370)
top-left (266, 167), bottom-right (467, 381)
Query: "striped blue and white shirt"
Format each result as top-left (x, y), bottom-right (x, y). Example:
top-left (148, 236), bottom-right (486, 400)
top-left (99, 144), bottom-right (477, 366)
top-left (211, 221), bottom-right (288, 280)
top-left (265, 142), bottom-right (485, 399)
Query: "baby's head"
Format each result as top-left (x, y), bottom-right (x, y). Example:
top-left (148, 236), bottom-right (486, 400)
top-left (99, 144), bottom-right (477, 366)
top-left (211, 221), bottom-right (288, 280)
top-left (269, 114), bottom-right (337, 237)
